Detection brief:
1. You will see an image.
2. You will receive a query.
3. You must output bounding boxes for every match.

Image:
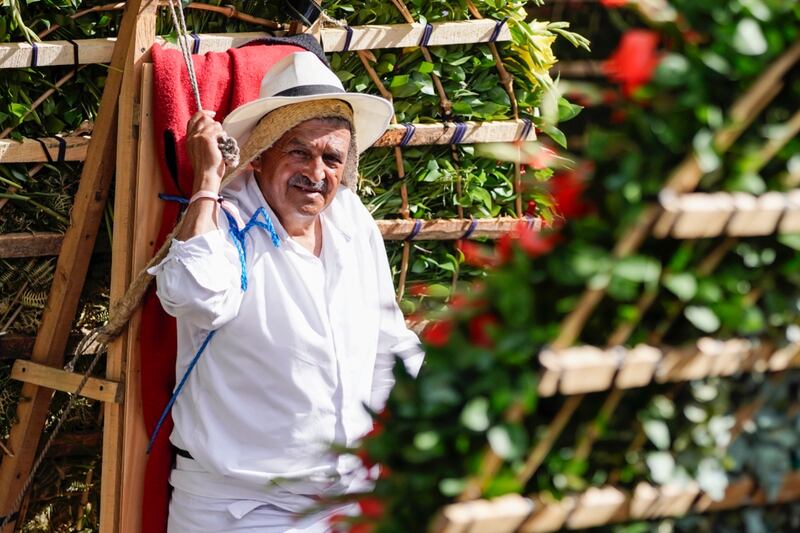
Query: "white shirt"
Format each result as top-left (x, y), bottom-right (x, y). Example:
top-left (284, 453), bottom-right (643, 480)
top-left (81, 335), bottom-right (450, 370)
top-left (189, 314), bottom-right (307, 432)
top-left (149, 173), bottom-right (422, 507)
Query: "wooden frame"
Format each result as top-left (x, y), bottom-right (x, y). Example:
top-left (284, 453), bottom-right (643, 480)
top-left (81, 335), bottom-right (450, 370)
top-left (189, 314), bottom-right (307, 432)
top-left (0, 119), bottom-right (538, 163)
top-left (655, 190), bottom-right (800, 238)
top-left (0, 19), bottom-right (512, 69)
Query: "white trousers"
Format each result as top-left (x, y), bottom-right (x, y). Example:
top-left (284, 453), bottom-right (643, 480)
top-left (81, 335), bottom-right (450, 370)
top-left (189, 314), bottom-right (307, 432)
top-left (167, 487), bottom-right (358, 532)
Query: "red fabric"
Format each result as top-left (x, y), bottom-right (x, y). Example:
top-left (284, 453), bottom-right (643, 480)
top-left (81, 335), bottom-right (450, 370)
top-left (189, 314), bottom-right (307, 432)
top-left (140, 42), bottom-right (305, 533)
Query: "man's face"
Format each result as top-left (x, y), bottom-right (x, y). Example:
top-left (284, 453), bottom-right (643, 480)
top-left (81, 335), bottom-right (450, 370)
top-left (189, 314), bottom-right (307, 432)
top-left (254, 118), bottom-right (351, 224)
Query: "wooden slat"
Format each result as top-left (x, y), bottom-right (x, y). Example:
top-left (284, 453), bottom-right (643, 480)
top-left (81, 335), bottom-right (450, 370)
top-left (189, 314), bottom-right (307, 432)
top-left (0, 0), bottom-right (144, 527)
top-left (0, 217), bottom-right (539, 255)
top-left (0, 232), bottom-right (64, 258)
top-left (101, 2), bottom-right (157, 531)
top-left (0, 120), bottom-right (536, 163)
top-left (10, 360), bottom-right (122, 404)
top-left (0, 19), bottom-right (512, 69)
top-left (656, 190), bottom-right (800, 238)
top-left (115, 62), bottom-right (163, 533)
top-left (0, 136), bottom-right (88, 163)
top-left (432, 472), bottom-right (800, 533)
top-left (537, 340), bottom-right (799, 397)
top-left (377, 217), bottom-right (540, 240)
top-left (0, 334), bottom-right (97, 361)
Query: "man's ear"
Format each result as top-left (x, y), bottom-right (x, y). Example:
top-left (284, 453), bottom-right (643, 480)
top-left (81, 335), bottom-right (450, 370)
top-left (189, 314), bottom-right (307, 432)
top-left (250, 156), bottom-right (261, 179)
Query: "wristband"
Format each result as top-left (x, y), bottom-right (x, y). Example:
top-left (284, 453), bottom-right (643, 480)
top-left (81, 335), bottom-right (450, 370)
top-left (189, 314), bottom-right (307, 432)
top-left (189, 189), bottom-right (223, 205)
top-left (188, 189), bottom-right (245, 229)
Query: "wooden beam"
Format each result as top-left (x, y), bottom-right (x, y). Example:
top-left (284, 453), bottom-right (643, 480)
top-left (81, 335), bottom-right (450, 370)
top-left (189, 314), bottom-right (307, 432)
top-left (434, 472), bottom-right (800, 533)
top-left (0, 334), bottom-right (98, 361)
top-left (0, 120), bottom-right (537, 163)
top-left (0, 19), bottom-right (513, 69)
top-left (116, 62), bottom-right (164, 533)
top-left (0, 233), bottom-right (63, 258)
top-left (101, 3), bottom-right (158, 530)
top-left (10, 360), bottom-right (122, 404)
top-left (0, 0), bottom-right (145, 529)
top-left (655, 190), bottom-right (800, 238)
top-left (377, 217), bottom-right (541, 240)
top-left (537, 340), bottom-right (799, 397)
top-left (0, 136), bottom-right (88, 163)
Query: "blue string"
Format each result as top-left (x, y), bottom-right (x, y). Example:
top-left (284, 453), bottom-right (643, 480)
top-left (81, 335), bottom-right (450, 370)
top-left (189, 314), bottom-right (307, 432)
top-left (158, 193), bottom-right (189, 204)
top-left (489, 17), bottom-right (509, 43)
top-left (222, 207), bottom-right (281, 291)
top-left (147, 330), bottom-right (217, 454)
top-left (405, 219), bottom-right (422, 241)
top-left (400, 123), bottom-right (416, 147)
top-left (146, 206), bottom-right (281, 454)
top-left (342, 26), bottom-right (354, 52)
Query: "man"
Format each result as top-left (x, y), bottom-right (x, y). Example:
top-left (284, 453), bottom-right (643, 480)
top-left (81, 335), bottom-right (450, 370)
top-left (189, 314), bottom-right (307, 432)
top-left (150, 51), bottom-right (424, 532)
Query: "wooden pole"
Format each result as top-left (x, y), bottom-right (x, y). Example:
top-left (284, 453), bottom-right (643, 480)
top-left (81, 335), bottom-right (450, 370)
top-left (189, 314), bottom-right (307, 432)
top-left (0, 1), bottom-right (146, 529)
top-left (100, 2), bottom-right (157, 531)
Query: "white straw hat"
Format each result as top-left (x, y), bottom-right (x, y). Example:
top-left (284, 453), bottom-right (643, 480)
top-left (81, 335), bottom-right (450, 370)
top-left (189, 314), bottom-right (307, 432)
top-left (222, 51), bottom-right (393, 153)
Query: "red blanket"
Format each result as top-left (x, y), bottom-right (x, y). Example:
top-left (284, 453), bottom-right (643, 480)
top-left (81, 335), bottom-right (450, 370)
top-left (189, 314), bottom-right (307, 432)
top-left (143, 36), bottom-right (322, 533)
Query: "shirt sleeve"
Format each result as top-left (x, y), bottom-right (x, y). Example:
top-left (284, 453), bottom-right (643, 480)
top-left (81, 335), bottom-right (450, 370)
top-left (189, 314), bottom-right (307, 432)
top-left (369, 223), bottom-right (425, 411)
top-left (147, 226), bottom-right (244, 331)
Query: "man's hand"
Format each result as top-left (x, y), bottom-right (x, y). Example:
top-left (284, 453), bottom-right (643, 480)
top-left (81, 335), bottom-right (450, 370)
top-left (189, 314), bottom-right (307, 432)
top-left (178, 111), bottom-right (228, 240)
top-left (186, 110), bottom-right (227, 193)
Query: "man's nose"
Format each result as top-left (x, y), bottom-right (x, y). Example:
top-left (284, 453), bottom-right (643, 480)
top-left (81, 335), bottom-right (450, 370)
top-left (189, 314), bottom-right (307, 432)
top-left (306, 156), bottom-right (327, 183)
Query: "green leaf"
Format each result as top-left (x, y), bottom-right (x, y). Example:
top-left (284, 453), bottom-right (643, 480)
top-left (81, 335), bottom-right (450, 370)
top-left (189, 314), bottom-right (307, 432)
top-left (614, 255), bottom-right (661, 285)
top-left (487, 425), bottom-right (524, 460)
top-left (418, 61), bottom-right (434, 74)
top-left (646, 451), bottom-right (675, 484)
top-left (733, 18), bottom-right (768, 55)
top-left (685, 306), bottom-right (721, 333)
top-left (460, 397), bottom-right (490, 431)
top-left (778, 234), bottom-right (800, 251)
top-left (643, 419), bottom-right (671, 450)
top-left (557, 97), bottom-right (582, 122)
top-left (664, 272), bottom-right (697, 302)
top-left (538, 123), bottom-right (567, 148)
top-left (697, 457), bottom-right (729, 501)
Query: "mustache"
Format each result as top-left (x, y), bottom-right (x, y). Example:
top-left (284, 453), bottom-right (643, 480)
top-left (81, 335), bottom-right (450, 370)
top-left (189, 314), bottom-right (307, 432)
top-left (288, 174), bottom-right (327, 193)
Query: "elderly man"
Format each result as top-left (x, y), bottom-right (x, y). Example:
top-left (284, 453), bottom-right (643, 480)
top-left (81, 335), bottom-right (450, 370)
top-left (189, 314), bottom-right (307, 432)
top-left (150, 51), bottom-right (423, 532)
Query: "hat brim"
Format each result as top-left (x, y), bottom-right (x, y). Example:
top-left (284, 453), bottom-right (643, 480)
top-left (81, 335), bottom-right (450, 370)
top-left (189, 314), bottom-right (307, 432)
top-left (222, 93), bottom-right (394, 154)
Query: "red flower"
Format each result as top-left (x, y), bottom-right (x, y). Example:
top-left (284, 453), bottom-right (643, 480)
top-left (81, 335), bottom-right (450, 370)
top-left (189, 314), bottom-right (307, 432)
top-left (600, 0), bottom-right (628, 7)
top-left (358, 497), bottom-right (385, 519)
top-left (350, 524), bottom-right (375, 533)
top-left (549, 170), bottom-right (591, 220)
top-left (603, 30), bottom-right (661, 96)
top-left (408, 283), bottom-right (428, 297)
top-left (458, 240), bottom-right (496, 268)
top-left (518, 230), bottom-right (559, 258)
top-left (525, 200), bottom-right (537, 216)
top-left (497, 222), bottom-right (559, 262)
top-left (527, 145), bottom-right (557, 170)
top-left (422, 320), bottom-right (452, 347)
top-left (469, 314), bottom-right (498, 348)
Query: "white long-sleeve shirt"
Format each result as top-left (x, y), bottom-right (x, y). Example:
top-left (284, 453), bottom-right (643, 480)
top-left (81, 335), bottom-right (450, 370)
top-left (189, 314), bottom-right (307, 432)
top-left (149, 173), bottom-right (423, 507)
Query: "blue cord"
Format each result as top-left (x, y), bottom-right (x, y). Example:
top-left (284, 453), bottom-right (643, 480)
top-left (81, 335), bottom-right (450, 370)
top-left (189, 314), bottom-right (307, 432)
top-left (146, 206), bottom-right (281, 453)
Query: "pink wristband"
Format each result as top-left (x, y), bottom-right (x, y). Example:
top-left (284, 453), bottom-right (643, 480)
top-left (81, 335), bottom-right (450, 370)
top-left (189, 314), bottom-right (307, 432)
top-left (187, 189), bottom-right (246, 229)
top-left (189, 190), bottom-right (222, 205)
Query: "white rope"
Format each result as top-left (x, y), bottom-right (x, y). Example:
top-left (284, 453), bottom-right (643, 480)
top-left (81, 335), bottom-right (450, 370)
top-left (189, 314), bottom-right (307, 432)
top-left (165, 0), bottom-right (239, 167)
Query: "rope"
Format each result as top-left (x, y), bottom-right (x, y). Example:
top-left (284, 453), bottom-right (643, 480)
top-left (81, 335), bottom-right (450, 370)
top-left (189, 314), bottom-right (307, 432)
top-left (165, 0), bottom-right (240, 168)
top-left (0, 329), bottom-right (107, 528)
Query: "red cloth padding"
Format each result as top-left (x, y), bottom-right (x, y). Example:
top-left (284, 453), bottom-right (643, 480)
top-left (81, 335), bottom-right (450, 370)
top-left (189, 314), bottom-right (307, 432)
top-left (140, 42), bottom-right (306, 533)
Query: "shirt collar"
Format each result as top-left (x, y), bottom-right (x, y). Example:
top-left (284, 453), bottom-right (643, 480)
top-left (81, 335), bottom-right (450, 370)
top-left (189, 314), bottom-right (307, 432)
top-left (237, 174), bottom-right (354, 242)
